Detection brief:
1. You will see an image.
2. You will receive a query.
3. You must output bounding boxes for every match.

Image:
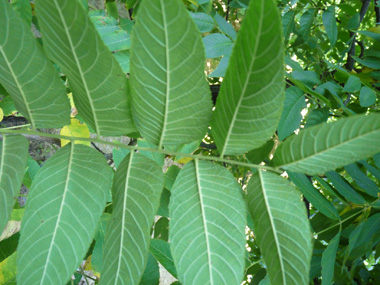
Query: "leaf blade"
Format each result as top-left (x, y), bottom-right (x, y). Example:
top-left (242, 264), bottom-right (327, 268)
top-left (211, 0), bottom-right (284, 156)
top-left (169, 160), bottom-right (246, 284)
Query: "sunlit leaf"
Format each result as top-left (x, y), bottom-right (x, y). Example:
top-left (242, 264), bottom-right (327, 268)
top-left (247, 170), bottom-right (312, 284)
top-left (17, 144), bottom-right (113, 284)
top-left (0, 0), bottom-right (70, 129)
top-left (60, 118), bottom-right (91, 147)
top-left (35, 0), bottom-right (136, 136)
top-left (130, 0), bottom-right (212, 149)
top-left (211, 0), bottom-right (284, 156)
top-left (273, 113), bottom-right (380, 175)
top-left (169, 160), bottom-right (246, 284)
top-left (0, 135), bottom-right (29, 234)
top-left (189, 12), bottom-right (214, 33)
top-left (203, 33), bottom-right (233, 58)
top-left (102, 152), bottom-right (164, 284)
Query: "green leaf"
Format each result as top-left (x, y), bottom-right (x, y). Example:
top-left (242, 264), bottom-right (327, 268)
top-left (102, 152), bottom-right (164, 284)
top-left (157, 189), bottom-right (170, 217)
top-left (150, 239), bottom-right (177, 278)
top-left (139, 253), bottom-right (159, 285)
top-left (359, 86), bottom-right (376, 107)
top-left (300, 8), bottom-right (316, 40)
top-left (305, 108), bottom-right (329, 128)
top-left (209, 54), bottom-right (230, 77)
top-left (35, 0), bottom-right (136, 136)
top-left (353, 56), bottom-right (380, 69)
top-left (322, 6), bottom-right (337, 47)
top-left (211, 0), bottom-right (284, 156)
top-left (247, 170), bottom-right (312, 284)
top-left (358, 30), bottom-right (380, 42)
top-left (346, 13), bottom-right (360, 30)
top-left (137, 139), bottom-right (165, 166)
top-left (273, 113), bottom-right (380, 175)
top-left (0, 135), bottom-right (29, 234)
top-left (130, 0), bottom-right (212, 149)
top-left (288, 172), bottom-right (340, 220)
top-left (153, 216), bottom-right (169, 241)
top-left (359, 160), bottom-right (380, 181)
top-left (246, 139), bottom-right (274, 164)
top-left (0, 0), bottom-right (70, 129)
top-left (343, 75), bottom-right (361, 93)
top-left (10, 0), bottom-right (32, 26)
top-left (91, 213), bottom-right (111, 273)
top-left (169, 160), bottom-right (246, 284)
top-left (0, 233), bottom-right (19, 263)
top-left (345, 163), bottom-right (379, 197)
top-left (374, 153), bottom-right (380, 169)
top-left (325, 171), bottom-right (367, 205)
top-left (0, 251), bottom-right (17, 284)
top-left (164, 165), bottom-right (180, 191)
top-left (214, 13), bottom-right (237, 40)
top-left (90, 15), bottom-right (131, 51)
top-left (112, 147), bottom-right (130, 169)
top-left (277, 86), bottom-right (306, 141)
top-left (17, 143), bottom-right (113, 284)
top-left (189, 12), bottom-right (214, 33)
top-left (282, 10), bottom-right (295, 42)
top-left (113, 50), bottom-right (130, 73)
top-left (321, 231), bottom-right (340, 285)
top-left (203, 33), bottom-right (233, 58)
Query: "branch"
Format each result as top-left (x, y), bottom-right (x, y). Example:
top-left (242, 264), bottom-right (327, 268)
top-left (345, 0), bottom-right (371, 71)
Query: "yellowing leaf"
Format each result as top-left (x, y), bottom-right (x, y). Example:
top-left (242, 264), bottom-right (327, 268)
top-left (84, 255), bottom-right (93, 271)
top-left (60, 119), bottom-right (91, 147)
top-left (176, 157), bottom-right (193, 164)
top-left (368, 26), bottom-right (380, 33)
top-left (0, 252), bottom-right (17, 284)
top-left (0, 108), bottom-right (3, 122)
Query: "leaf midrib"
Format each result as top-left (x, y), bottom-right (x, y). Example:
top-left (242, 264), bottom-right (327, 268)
top-left (195, 159), bottom-right (213, 284)
top-left (220, 0), bottom-right (264, 157)
top-left (52, 0), bottom-right (100, 136)
top-left (40, 143), bottom-right (74, 282)
top-left (259, 170), bottom-right (286, 283)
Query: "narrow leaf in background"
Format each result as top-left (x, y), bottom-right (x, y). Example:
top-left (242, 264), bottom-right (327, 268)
top-left (288, 172), bottom-right (340, 220)
top-left (102, 152), bottom-right (164, 284)
top-left (211, 0), bottom-right (284, 156)
top-left (247, 170), bottom-right (312, 284)
top-left (169, 160), bottom-right (246, 284)
top-left (0, 0), bottom-right (70, 129)
top-left (130, 0), bottom-right (212, 149)
top-left (277, 86), bottom-right (305, 141)
top-left (35, 0), bottom-right (136, 136)
top-left (17, 144), bottom-right (113, 284)
top-left (149, 239), bottom-right (177, 278)
top-left (321, 231), bottom-right (341, 285)
top-left (0, 135), bottom-right (29, 234)
top-left (322, 6), bottom-right (338, 47)
top-left (273, 113), bottom-right (380, 174)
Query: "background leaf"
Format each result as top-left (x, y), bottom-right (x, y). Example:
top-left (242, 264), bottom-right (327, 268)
top-left (321, 231), bottom-right (340, 285)
top-left (359, 86), bottom-right (376, 107)
top-left (35, 0), bottom-right (136, 136)
top-left (150, 239), bottom-right (177, 278)
top-left (273, 113), bottom-right (380, 174)
top-left (247, 170), bottom-right (312, 284)
top-left (169, 160), bottom-right (246, 284)
top-left (0, 0), bottom-right (70, 129)
top-left (130, 0), bottom-right (212, 149)
top-left (189, 12), bottom-right (214, 33)
top-left (211, 0), bottom-right (284, 156)
top-left (17, 144), bottom-right (113, 284)
top-left (0, 135), bottom-right (29, 234)
top-left (203, 33), bottom-right (233, 58)
top-left (322, 6), bottom-right (338, 47)
top-left (102, 152), bottom-right (164, 284)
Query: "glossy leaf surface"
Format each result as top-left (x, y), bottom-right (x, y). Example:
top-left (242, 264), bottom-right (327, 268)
top-left (17, 144), bottom-right (113, 284)
top-left (247, 170), bottom-right (312, 284)
top-left (102, 152), bottom-right (164, 284)
top-left (273, 113), bottom-right (380, 174)
top-left (0, 135), bottom-right (29, 234)
top-left (169, 160), bottom-right (246, 284)
top-left (130, 0), bottom-right (212, 149)
top-left (0, 0), bottom-right (70, 128)
top-left (211, 0), bottom-right (284, 156)
top-left (35, 0), bottom-right (136, 136)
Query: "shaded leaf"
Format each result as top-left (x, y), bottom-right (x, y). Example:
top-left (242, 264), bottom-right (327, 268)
top-left (246, 139), bottom-right (274, 164)
top-left (273, 113), bottom-right (380, 175)
top-left (0, 0), bottom-right (70, 128)
top-left (0, 233), bottom-right (19, 263)
top-left (113, 50), bottom-right (130, 73)
top-left (139, 253), bottom-right (159, 285)
top-left (344, 163), bottom-right (379, 197)
top-left (343, 75), bottom-right (361, 93)
top-left (0, 135), bottom-right (29, 234)
top-left (277, 86), bottom-right (305, 141)
top-left (247, 170), bottom-right (312, 284)
top-left (359, 86), bottom-right (376, 107)
top-left (300, 8), bottom-right (316, 40)
top-left (102, 152), bottom-right (164, 284)
top-left (211, 0), bottom-right (284, 156)
top-left (35, 0), bottom-right (136, 136)
top-left (282, 10), bottom-right (295, 42)
top-left (130, 0), bottom-right (212, 149)
top-left (321, 231), bottom-right (340, 285)
top-left (91, 213), bottom-right (111, 273)
top-left (17, 144), bottom-right (113, 284)
top-left (169, 160), bottom-right (246, 284)
top-left (322, 6), bottom-right (337, 47)
top-left (305, 108), bottom-right (329, 128)
top-left (288, 172), bottom-right (340, 220)
top-left (150, 239), bottom-right (177, 278)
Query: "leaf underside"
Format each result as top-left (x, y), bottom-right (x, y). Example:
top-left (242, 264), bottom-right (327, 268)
top-left (169, 160), bottom-right (246, 284)
top-left (211, 0), bottom-right (284, 156)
